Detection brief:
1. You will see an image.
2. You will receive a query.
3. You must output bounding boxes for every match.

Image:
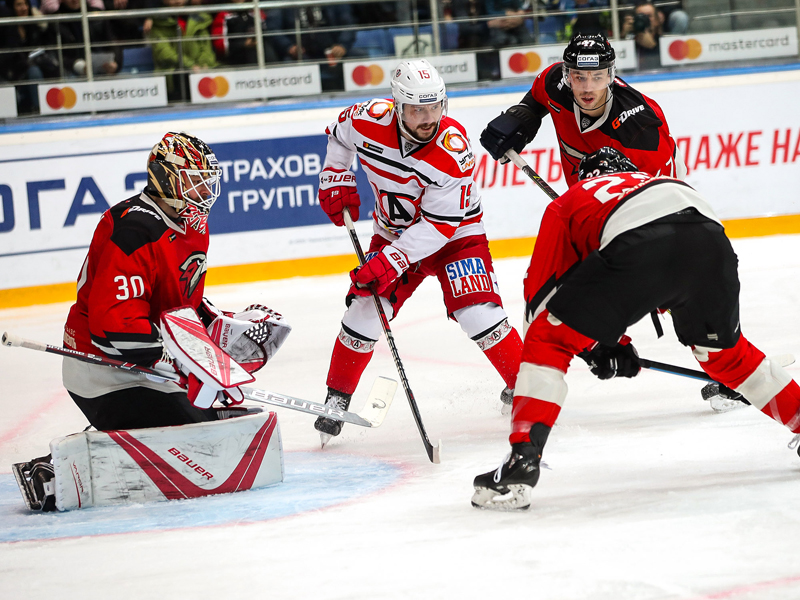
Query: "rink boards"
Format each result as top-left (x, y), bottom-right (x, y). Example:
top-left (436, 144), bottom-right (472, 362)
top-left (0, 65), bottom-right (798, 307)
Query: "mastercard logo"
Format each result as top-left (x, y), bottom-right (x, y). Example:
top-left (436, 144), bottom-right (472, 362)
top-left (197, 76), bottom-right (230, 98)
top-left (668, 39), bottom-right (702, 60)
top-left (45, 87), bottom-right (77, 110)
top-left (508, 52), bottom-right (542, 74)
top-left (351, 64), bottom-right (385, 86)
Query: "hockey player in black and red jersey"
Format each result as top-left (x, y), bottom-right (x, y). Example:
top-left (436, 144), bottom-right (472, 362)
top-left (14, 132), bottom-right (290, 511)
top-left (471, 147), bottom-right (800, 511)
top-left (314, 59), bottom-right (524, 446)
top-left (480, 32), bottom-right (686, 186)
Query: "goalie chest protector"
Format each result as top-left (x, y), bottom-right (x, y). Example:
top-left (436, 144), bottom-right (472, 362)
top-left (50, 412), bottom-right (283, 511)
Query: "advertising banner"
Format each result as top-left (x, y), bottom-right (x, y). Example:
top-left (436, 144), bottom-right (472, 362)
top-left (499, 39), bottom-right (636, 80)
top-left (343, 53), bottom-right (478, 92)
top-left (660, 27), bottom-right (798, 66)
top-left (37, 76), bottom-right (167, 115)
top-left (0, 87), bottom-right (17, 118)
top-left (189, 65), bottom-right (321, 104)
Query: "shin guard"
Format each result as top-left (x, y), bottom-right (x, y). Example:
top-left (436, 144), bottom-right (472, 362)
top-left (326, 326), bottom-right (376, 395)
top-left (510, 363), bottom-right (567, 444)
top-left (474, 319), bottom-right (523, 389)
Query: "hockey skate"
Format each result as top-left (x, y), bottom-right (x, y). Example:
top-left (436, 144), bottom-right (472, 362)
top-left (314, 388), bottom-right (352, 448)
top-left (701, 382), bottom-right (748, 412)
top-left (13, 454), bottom-right (56, 512)
top-left (500, 386), bottom-right (514, 416)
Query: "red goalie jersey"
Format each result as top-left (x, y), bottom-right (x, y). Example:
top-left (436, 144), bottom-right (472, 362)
top-left (531, 63), bottom-right (686, 187)
top-left (64, 193), bottom-right (209, 365)
top-left (324, 98), bottom-right (486, 263)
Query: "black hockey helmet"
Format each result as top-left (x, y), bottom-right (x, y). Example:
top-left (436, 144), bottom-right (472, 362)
top-left (578, 147), bottom-right (638, 180)
top-left (563, 32), bottom-right (616, 71)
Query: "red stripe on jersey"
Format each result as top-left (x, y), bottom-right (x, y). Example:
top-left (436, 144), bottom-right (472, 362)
top-left (423, 215), bottom-right (458, 239)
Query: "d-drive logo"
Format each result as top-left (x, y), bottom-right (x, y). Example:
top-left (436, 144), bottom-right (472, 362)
top-left (612, 104), bottom-right (644, 129)
top-left (198, 75), bottom-right (230, 98)
top-left (508, 51), bottom-right (542, 74)
top-left (668, 39), bottom-right (702, 60)
top-left (352, 65), bottom-right (385, 86)
top-left (46, 86), bottom-right (77, 110)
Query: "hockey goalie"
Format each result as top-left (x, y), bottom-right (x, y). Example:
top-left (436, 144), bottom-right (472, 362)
top-left (12, 132), bottom-right (291, 512)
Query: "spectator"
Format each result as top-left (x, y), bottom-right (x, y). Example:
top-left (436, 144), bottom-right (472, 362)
top-left (540, 0), bottom-right (610, 42)
top-left (0, 0), bottom-right (57, 112)
top-left (484, 0), bottom-right (534, 48)
top-left (449, 0), bottom-right (488, 50)
top-left (211, 0), bottom-right (278, 66)
top-left (45, 0), bottom-right (122, 76)
top-left (660, 1), bottom-right (689, 34)
top-left (103, 0), bottom-right (158, 43)
top-left (622, 0), bottom-right (662, 70)
top-left (149, 0), bottom-right (216, 100)
top-left (40, 0), bottom-right (104, 11)
top-left (268, 4), bottom-right (367, 91)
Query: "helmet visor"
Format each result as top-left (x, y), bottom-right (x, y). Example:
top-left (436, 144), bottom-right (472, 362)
top-left (564, 67), bottom-right (613, 92)
top-left (179, 168), bottom-right (221, 213)
top-left (398, 100), bottom-right (446, 143)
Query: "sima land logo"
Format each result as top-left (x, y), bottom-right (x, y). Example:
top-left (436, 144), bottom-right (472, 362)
top-left (46, 86), bottom-right (77, 110)
top-left (198, 76), bottom-right (230, 98)
top-left (508, 52), bottom-right (542, 74)
top-left (351, 64), bottom-right (385, 86)
top-left (669, 39), bottom-right (702, 60)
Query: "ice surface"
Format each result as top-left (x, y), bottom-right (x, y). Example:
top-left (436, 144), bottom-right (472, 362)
top-left (1, 235), bottom-right (799, 600)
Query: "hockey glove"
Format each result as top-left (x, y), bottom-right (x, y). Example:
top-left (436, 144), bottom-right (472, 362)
top-left (146, 349), bottom-right (188, 386)
top-left (578, 335), bottom-right (641, 380)
top-left (480, 105), bottom-right (542, 163)
top-left (207, 303), bottom-right (292, 373)
top-left (319, 167), bottom-right (360, 227)
top-left (350, 246), bottom-right (410, 295)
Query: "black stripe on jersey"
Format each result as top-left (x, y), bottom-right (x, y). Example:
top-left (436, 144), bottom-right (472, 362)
top-left (342, 322), bottom-right (377, 343)
top-left (91, 324), bottom-right (162, 363)
top-left (421, 209), bottom-right (463, 224)
top-left (111, 195), bottom-right (172, 257)
top-left (599, 178), bottom-right (696, 243)
top-left (357, 147), bottom-right (436, 186)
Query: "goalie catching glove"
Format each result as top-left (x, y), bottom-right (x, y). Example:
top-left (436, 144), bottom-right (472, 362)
top-left (319, 167), bottom-right (360, 227)
top-left (350, 246), bottom-right (410, 295)
top-left (578, 335), bottom-right (641, 380)
top-left (204, 301), bottom-right (292, 373)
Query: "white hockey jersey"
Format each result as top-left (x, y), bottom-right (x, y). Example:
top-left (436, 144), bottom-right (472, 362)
top-left (324, 99), bottom-right (486, 264)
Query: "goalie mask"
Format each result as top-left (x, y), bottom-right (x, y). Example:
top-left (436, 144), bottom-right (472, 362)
top-left (145, 132), bottom-right (222, 232)
top-left (578, 147), bottom-right (638, 180)
top-left (391, 59), bottom-right (448, 144)
top-left (561, 33), bottom-right (616, 112)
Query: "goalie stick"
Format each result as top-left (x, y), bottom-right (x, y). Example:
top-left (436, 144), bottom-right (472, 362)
top-left (343, 208), bottom-right (442, 464)
top-left (1, 331), bottom-right (396, 428)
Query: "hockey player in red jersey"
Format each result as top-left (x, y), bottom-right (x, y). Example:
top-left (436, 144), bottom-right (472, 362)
top-left (315, 59), bottom-right (524, 445)
top-left (471, 147), bottom-right (800, 511)
top-left (480, 32), bottom-right (686, 186)
top-left (14, 132), bottom-right (290, 511)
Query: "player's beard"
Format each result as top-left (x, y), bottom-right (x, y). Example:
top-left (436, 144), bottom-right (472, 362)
top-left (405, 121), bottom-right (438, 143)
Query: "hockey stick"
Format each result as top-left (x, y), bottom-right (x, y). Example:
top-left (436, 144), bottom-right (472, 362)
top-left (342, 208), bottom-right (442, 463)
top-left (1, 331), bottom-right (395, 428)
top-left (505, 149), bottom-right (560, 201)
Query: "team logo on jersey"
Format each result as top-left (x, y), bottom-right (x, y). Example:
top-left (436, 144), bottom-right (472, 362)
top-left (612, 104), bottom-right (645, 129)
top-left (367, 101), bottom-right (392, 119)
top-left (441, 131), bottom-right (468, 153)
top-left (377, 190), bottom-right (418, 230)
top-left (179, 252), bottom-right (207, 298)
top-left (445, 258), bottom-right (492, 298)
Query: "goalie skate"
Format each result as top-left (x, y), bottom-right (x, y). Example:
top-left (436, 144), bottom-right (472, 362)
top-left (13, 455), bottom-right (56, 512)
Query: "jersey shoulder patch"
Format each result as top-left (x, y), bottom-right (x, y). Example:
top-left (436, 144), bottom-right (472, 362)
top-left (110, 196), bottom-right (171, 256)
top-left (352, 98), bottom-right (395, 124)
top-left (432, 121), bottom-right (475, 174)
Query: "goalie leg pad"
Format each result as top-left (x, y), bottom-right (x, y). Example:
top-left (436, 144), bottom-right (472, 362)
top-left (50, 412), bottom-right (283, 511)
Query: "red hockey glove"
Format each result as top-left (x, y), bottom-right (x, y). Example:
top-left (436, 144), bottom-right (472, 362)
top-left (350, 246), bottom-right (410, 295)
top-left (577, 335), bottom-right (641, 380)
top-left (319, 167), bottom-right (360, 227)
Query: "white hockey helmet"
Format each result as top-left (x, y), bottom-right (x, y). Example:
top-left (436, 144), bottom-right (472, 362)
top-left (391, 59), bottom-right (448, 144)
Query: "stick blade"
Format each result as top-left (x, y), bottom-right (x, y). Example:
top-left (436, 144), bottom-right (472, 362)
top-left (357, 376), bottom-right (397, 427)
top-left (431, 440), bottom-right (442, 464)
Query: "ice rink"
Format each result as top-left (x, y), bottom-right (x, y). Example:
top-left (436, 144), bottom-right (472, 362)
top-left (1, 234), bottom-right (799, 600)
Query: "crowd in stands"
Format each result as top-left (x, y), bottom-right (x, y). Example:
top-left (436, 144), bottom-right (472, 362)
top-left (0, 0), bottom-right (694, 113)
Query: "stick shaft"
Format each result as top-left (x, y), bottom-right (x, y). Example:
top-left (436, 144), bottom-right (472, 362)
top-left (342, 209), bottom-right (439, 462)
top-left (505, 149), bottom-right (560, 201)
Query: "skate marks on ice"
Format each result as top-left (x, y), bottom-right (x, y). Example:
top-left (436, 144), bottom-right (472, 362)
top-left (0, 452), bottom-right (402, 543)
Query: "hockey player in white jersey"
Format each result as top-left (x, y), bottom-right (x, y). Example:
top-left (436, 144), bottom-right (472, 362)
top-left (315, 59), bottom-right (524, 444)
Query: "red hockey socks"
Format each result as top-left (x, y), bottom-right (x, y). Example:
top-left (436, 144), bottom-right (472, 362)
top-left (326, 327), bottom-right (376, 395)
top-left (474, 320), bottom-right (523, 389)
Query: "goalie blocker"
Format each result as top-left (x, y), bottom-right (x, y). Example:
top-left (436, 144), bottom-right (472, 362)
top-left (14, 412), bottom-right (283, 511)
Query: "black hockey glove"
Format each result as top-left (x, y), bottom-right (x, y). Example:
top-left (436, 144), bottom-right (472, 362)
top-left (578, 336), bottom-right (641, 380)
top-left (480, 104), bottom-right (542, 162)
